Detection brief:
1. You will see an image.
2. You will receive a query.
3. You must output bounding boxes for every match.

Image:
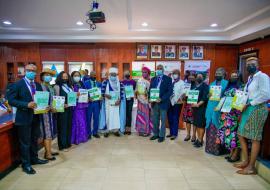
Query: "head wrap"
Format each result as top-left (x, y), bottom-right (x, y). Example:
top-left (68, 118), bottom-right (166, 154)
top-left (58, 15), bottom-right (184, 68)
top-left (142, 67), bottom-right (151, 74)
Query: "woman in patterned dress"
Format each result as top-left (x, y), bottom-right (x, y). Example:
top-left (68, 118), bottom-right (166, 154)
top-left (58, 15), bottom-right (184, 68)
top-left (216, 71), bottom-right (243, 162)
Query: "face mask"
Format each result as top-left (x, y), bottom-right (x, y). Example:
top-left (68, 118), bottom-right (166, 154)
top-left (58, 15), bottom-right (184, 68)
top-left (230, 78), bottom-right (238, 83)
top-left (110, 76), bottom-right (117, 82)
top-left (25, 71), bottom-right (36, 80)
top-left (73, 76), bottom-right (81, 83)
top-left (172, 74), bottom-right (179, 80)
top-left (44, 76), bottom-right (52, 83)
top-left (62, 79), bottom-right (68, 84)
top-left (142, 73), bottom-right (149, 79)
top-left (247, 65), bottom-right (257, 74)
top-left (196, 78), bottom-right (203, 83)
top-left (215, 76), bottom-right (223, 81)
top-left (156, 69), bottom-right (163, 76)
top-left (90, 77), bottom-right (96, 81)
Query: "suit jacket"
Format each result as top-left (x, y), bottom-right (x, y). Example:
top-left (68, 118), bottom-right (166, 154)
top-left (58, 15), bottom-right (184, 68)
top-left (150, 75), bottom-right (173, 110)
top-left (7, 78), bottom-right (42, 126)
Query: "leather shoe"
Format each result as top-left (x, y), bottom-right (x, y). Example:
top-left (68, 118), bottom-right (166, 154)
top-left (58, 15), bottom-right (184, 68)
top-left (150, 136), bottom-right (159, 140)
top-left (93, 134), bottom-right (101, 138)
top-left (158, 137), bottom-right (165, 143)
top-left (22, 166), bottom-right (36, 175)
top-left (31, 158), bottom-right (49, 165)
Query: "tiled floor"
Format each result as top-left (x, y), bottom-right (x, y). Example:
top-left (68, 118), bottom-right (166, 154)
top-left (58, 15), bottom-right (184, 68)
top-left (1, 131), bottom-right (270, 190)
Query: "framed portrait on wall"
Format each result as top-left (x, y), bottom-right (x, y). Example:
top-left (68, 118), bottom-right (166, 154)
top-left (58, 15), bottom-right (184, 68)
top-left (179, 45), bottom-right (189, 60)
top-left (136, 44), bottom-right (148, 59)
top-left (192, 46), bottom-right (204, 59)
top-left (164, 45), bottom-right (176, 59)
top-left (151, 45), bottom-right (162, 59)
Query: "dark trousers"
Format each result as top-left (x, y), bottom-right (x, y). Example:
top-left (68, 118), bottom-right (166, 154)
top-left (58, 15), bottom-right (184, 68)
top-left (16, 117), bottom-right (40, 167)
top-left (125, 99), bottom-right (134, 128)
top-left (167, 104), bottom-right (182, 137)
top-left (87, 101), bottom-right (100, 136)
top-left (151, 103), bottom-right (167, 138)
top-left (57, 107), bottom-right (72, 150)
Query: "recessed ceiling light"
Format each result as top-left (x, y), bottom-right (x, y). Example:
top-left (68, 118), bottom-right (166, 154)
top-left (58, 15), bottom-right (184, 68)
top-left (142, 22), bottom-right (148, 27)
top-left (210, 23), bottom-right (218, 27)
top-left (3, 20), bottom-right (12, 25)
top-left (76, 21), bottom-right (84, 26)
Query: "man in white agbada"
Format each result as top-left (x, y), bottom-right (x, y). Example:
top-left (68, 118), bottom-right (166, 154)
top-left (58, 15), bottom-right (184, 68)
top-left (99, 67), bottom-right (125, 137)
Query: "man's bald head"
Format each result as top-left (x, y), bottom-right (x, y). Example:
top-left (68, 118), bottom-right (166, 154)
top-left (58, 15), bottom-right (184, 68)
top-left (25, 64), bottom-right (37, 72)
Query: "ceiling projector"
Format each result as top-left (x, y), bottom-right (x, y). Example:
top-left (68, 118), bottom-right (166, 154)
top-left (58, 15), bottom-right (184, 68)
top-left (86, 0), bottom-right (106, 31)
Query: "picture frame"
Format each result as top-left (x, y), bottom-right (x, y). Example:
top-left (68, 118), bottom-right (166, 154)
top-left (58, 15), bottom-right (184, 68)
top-left (151, 45), bottom-right (162, 59)
top-left (179, 45), bottom-right (189, 60)
top-left (136, 44), bottom-right (148, 59)
top-left (164, 45), bottom-right (176, 59)
top-left (192, 45), bottom-right (204, 59)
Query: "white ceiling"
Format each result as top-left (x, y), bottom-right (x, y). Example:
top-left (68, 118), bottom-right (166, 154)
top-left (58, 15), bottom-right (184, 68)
top-left (0, 0), bottom-right (270, 43)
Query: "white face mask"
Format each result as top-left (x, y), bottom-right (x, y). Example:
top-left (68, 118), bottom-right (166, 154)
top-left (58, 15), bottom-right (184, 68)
top-left (73, 76), bottom-right (81, 83)
top-left (172, 74), bottom-right (179, 79)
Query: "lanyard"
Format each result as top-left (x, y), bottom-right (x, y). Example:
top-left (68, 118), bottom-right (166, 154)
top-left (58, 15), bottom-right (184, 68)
top-left (157, 76), bottom-right (163, 89)
top-left (24, 78), bottom-right (36, 97)
top-left (246, 76), bottom-right (253, 92)
top-left (0, 103), bottom-right (7, 110)
top-left (62, 84), bottom-right (72, 94)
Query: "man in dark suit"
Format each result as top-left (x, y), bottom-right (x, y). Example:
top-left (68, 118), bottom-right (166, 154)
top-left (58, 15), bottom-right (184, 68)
top-left (7, 64), bottom-right (48, 175)
top-left (149, 65), bottom-right (173, 142)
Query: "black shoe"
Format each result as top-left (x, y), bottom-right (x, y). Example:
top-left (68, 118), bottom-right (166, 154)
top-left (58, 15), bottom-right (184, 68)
top-left (126, 131), bottom-right (131, 135)
top-left (104, 133), bottom-right (109, 138)
top-left (22, 166), bottom-right (36, 175)
top-left (158, 137), bottom-right (165, 143)
top-left (51, 152), bottom-right (59, 156)
top-left (193, 139), bottom-right (199, 145)
top-left (191, 138), bottom-right (196, 143)
top-left (93, 134), bottom-right (101, 138)
top-left (184, 136), bottom-right (191, 141)
top-left (227, 157), bottom-right (240, 163)
top-left (44, 156), bottom-right (56, 161)
top-left (166, 134), bottom-right (172, 138)
top-left (31, 158), bottom-right (49, 165)
top-left (170, 136), bottom-right (177, 140)
top-left (225, 156), bottom-right (231, 160)
top-left (150, 136), bottom-right (159, 140)
top-left (194, 141), bottom-right (203, 148)
top-left (114, 132), bottom-right (120, 137)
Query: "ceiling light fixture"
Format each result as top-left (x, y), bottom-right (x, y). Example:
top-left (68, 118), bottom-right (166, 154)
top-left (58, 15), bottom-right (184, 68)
top-left (3, 20), bottom-right (12, 25)
top-left (210, 23), bottom-right (218, 27)
top-left (76, 21), bottom-right (84, 26)
top-left (142, 22), bottom-right (148, 27)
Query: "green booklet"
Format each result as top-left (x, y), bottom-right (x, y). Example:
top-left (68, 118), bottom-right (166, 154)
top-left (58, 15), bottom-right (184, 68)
top-left (215, 97), bottom-right (226, 111)
top-left (109, 91), bottom-right (120, 105)
top-left (67, 92), bottom-right (77, 107)
top-left (34, 91), bottom-right (50, 114)
top-left (187, 90), bottom-right (199, 104)
top-left (78, 89), bottom-right (89, 103)
top-left (52, 96), bottom-right (65, 112)
top-left (232, 90), bottom-right (248, 111)
top-left (150, 88), bottom-right (160, 102)
top-left (221, 97), bottom-right (233, 113)
top-left (125, 85), bottom-right (135, 99)
top-left (210, 86), bottom-right (222, 101)
top-left (89, 87), bottom-right (102, 101)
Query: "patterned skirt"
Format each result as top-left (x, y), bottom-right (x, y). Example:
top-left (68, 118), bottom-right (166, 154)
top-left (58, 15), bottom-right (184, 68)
top-left (238, 104), bottom-right (268, 141)
top-left (183, 103), bottom-right (194, 124)
top-left (135, 100), bottom-right (153, 135)
top-left (216, 109), bottom-right (241, 151)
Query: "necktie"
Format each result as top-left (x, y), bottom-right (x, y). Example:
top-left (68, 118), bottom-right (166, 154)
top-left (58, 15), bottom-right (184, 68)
top-left (30, 82), bottom-right (36, 96)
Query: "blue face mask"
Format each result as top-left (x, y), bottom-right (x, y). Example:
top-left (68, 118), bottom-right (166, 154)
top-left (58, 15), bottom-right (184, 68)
top-left (44, 76), bottom-right (52, 83)
top-left (156, 69), bottom-right (163, 76)
top-left (110, 76), bottom-right (117, 82)
top-left (25, 71), bottom-right (36, 80)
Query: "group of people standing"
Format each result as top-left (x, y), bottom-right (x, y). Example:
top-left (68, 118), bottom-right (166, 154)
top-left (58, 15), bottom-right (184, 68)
top-left (6, 56), bottom-right (270, 176)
